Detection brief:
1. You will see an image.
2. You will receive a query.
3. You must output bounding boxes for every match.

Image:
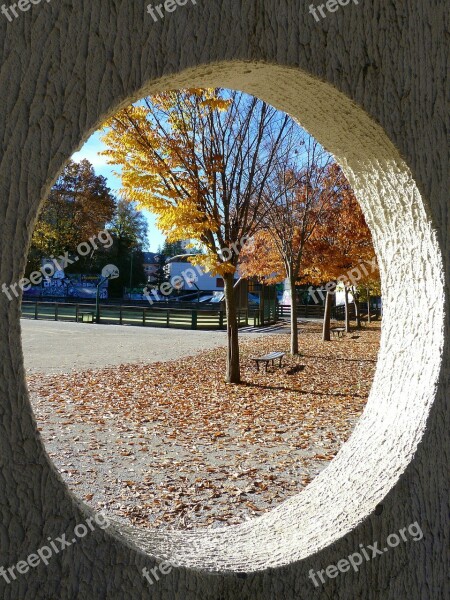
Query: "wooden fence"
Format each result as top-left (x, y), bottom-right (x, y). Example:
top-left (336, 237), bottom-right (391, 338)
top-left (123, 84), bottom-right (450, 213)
top-left (20, 301), bottom-right (276, 330)
top-left (21, 300), bottom-right (379, 330)
top-left (278, 303), bottom-right (381, 321)
top-left (277, 304), bottom-right (326, 319)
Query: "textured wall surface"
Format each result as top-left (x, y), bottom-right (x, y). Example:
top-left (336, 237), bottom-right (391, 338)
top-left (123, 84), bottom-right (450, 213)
top-left (0, 1), bottom-right (448, 599)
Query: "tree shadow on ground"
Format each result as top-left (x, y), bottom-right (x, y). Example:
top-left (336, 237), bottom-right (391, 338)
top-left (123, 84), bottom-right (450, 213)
top-left (297, 354), bottom-right (377, 364)
top-left (241, 380), bottom-right (367, 399)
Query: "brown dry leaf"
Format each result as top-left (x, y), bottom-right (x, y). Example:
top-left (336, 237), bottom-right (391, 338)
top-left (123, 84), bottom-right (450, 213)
top-left (28, 322), bottom-right (381, 531)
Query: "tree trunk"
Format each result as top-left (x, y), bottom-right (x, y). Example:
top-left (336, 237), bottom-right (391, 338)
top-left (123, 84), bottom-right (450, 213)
top-left (353, 288), bottom-right (361, 329)
top-left (322, 289), bottom-right (334, 341)
top-left (344, 285), bottom-right (351, 333)
top-left (367, 287), bottom-right (371, 323)
top-left (223, 272), bottom-right (240, 384)
top-left (289, 272), bottom-right (299, 354)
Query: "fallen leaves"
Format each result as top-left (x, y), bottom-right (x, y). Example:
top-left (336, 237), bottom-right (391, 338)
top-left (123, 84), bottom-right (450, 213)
top-left (28, 322), bottom-right (381, 530)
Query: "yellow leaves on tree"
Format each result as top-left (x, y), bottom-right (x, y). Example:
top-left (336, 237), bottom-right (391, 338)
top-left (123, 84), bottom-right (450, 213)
top-left (100, 91), bottom-right (232, 274)
top-left (100, 88), bottom-right (296, 383)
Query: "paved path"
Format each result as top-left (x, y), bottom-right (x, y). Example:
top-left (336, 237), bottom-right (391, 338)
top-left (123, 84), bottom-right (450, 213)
top-left (21, 319), bottom-right (290, 374)
top-left (21, 320), bottom-right (231, 374)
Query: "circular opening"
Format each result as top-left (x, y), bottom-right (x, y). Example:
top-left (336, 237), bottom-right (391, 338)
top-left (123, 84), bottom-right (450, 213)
top-left (25, 86), bottom-right (382, 537)
top-left (24, 62), bottom-right (445, 572)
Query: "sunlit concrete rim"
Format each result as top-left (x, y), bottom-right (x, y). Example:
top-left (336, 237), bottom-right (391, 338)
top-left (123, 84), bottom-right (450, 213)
top-left (39, 61), bottom-right (446, 573)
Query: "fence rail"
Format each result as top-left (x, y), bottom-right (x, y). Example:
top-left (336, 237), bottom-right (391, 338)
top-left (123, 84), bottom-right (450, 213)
top-left (331, 303), bottom-right (381, 321)
top-left (278, 304), bottom-right (326, 319)
top-left (278, 303), bottom-right (381, 321)
top-left (21, 300), bottom-right (379, 330)
top-left (21, 301), bottom-right (276, 330)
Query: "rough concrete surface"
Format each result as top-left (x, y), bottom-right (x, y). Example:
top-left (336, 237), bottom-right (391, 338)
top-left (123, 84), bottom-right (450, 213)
top-left (0, 1), bottom-right (448, 599)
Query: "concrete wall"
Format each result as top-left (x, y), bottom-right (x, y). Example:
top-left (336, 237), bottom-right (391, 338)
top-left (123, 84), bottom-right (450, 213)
top-left (0, 1), bottom-right (447, 598)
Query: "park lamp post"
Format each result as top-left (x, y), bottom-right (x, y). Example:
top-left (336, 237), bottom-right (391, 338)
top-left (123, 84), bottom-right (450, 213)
top-left (95, 264), bottom-right (119, 324)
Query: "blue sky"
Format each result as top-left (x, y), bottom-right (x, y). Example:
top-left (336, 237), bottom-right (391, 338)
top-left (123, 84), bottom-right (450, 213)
top-left (72, 131), bottom-right (165, 251)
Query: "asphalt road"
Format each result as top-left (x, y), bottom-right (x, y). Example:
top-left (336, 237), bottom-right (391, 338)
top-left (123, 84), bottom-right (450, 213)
top-left (21, 319), bottom-right (230, 374)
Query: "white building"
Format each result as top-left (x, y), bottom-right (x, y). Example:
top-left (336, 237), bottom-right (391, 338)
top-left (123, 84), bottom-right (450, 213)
top-left (165, 255), bottom-right (243, 292)
top-left (165, 255), bottom-right (227, 292)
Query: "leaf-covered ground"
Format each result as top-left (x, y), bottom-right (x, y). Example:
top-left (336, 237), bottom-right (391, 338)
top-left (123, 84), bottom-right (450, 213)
top-left (28, 321), bottom-right (381, 530)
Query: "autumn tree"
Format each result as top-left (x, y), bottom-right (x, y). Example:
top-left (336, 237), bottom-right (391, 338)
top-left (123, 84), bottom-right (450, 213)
top-left (106, 199), bottom-right (149, 295)
top-left (349, 266), bottom-right (381, 327)
top-left (363, 277), bottom-right (382, 322)
top-left (28, 159), bottom-right (115, 274)
top-left (240, 140), bottom-right (349, 355)
top-left (326, 191), bottom-right (376, 332)
top-left (101, 89), bottom-right (295, 383)
top-left (302, 187), bottom-right (378, 338)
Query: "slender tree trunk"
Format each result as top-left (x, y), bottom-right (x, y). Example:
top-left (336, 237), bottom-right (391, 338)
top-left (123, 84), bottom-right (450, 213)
top-left (344, 285), bottom-right (351, 333)
top-left (367, 287), bottom-right (371, 323)
top-left (353, 287), bottom-right (361, 329)
top-left (322, 289), bottom-right (333, 341)
top-left (354, 296), bottom-right (361, 328)
top-left (260, 287), bottom-right (265, 326)
top-left (289, 272), bottom-right (299, 355)
top-left (223, 272), bottom-right (240, 384)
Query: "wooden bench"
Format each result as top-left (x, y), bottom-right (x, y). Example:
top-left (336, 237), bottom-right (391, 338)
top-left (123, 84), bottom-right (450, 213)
top-left (251, 351), bottom-right (285, 372)
top-left (330, 327), bottom-right (345, 338)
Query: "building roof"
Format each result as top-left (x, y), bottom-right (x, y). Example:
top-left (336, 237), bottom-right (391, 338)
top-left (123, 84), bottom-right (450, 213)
top-left (166, 254), bottom-right (204, 264)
